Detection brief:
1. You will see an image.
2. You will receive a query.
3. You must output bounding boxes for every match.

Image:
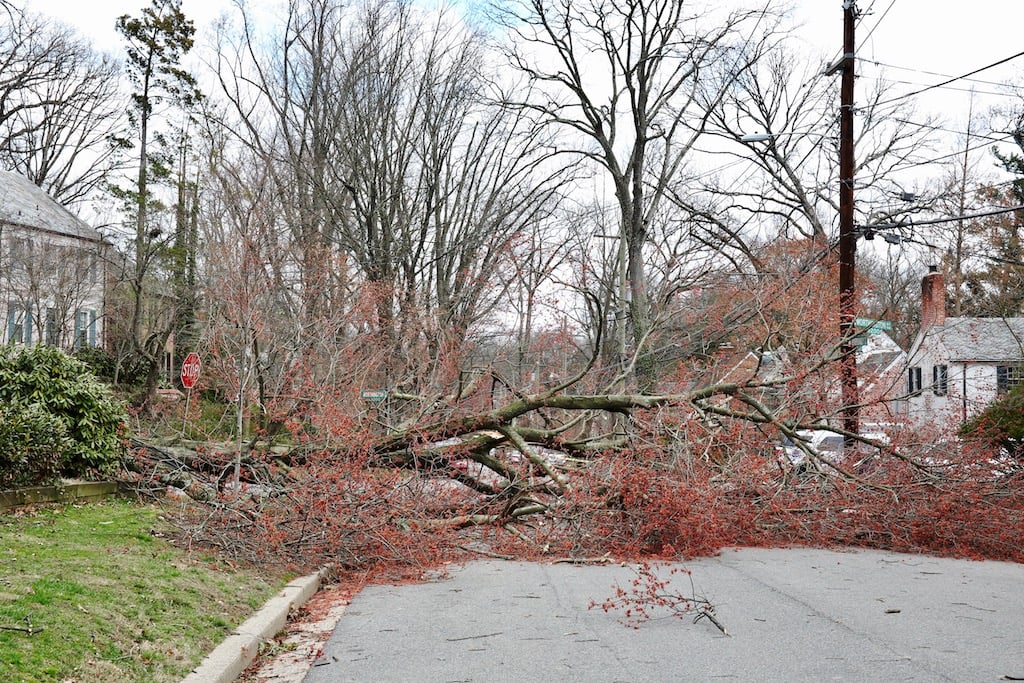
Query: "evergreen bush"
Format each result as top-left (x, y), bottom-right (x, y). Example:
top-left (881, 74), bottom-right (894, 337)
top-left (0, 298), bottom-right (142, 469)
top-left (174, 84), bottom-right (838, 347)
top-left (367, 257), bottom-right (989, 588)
top-left (0, 345), bottom-right (126, 483)
top-left (959, 385), bottom-right (1024, 459)
top-left (0, 402), bottom-right (69, 488)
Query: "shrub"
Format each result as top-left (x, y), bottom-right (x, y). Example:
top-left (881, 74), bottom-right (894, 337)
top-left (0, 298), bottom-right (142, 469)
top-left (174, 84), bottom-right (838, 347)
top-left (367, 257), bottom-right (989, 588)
top-left (0, 402), bottom-right (70, 488)
top-left (959, 385), bottom-right (1024, 459)
top-left (73, 345), bottom-right (116, 380)
top-left (0, 345), bottom-right (126, 482)
top-left (74, 345), bottom-right (149, 386)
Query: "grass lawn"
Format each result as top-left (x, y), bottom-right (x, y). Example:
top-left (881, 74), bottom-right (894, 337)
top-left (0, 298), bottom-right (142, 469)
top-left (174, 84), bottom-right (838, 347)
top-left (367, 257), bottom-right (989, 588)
top-left (0, 497), bottom-right (287, 683)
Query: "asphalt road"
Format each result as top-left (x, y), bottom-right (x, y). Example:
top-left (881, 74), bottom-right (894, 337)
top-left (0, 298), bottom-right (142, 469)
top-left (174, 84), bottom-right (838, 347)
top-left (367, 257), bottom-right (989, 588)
top-left (302, 547), bottom-right (1024, 682)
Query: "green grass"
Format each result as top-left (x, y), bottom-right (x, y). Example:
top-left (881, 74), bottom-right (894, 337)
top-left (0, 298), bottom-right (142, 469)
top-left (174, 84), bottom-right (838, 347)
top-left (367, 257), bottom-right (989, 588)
top-left (0, 498), bottom-right (287, 683)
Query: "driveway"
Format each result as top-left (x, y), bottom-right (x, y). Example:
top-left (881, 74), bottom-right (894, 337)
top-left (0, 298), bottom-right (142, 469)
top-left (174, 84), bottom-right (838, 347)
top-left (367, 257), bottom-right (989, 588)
top-left (302, 547), bottom-right (1024, 682)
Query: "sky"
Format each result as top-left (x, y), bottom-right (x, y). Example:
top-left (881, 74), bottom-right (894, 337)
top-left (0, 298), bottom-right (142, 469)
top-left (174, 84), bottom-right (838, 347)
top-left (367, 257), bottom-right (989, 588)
top-left (28, 0), bottom-right (1024, 210)
top-left (24, 0), bottom-right (1024, 184)
top-left (29, 0), bottom-right (1024, 121)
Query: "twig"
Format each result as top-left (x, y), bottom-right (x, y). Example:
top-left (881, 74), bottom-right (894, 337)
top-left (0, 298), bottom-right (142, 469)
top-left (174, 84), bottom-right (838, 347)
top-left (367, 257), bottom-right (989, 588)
top-left (1, 614), bottom-right (43, 635)
top-left (446, 631), bottom-right (503, 642)
top-left (553, 556), bottom-right (613, 565)
top-left (693, 607), bottom-right (729, 636)
top-left (0, 625), bottom-right (44, 635)
top-left (457, 544), bottom-right (514, 560)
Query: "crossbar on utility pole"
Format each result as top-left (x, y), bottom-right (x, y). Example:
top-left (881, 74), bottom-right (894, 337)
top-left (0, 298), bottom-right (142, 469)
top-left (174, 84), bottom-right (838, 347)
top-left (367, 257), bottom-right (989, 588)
top-left (838, 1), bottom-right (859, 443)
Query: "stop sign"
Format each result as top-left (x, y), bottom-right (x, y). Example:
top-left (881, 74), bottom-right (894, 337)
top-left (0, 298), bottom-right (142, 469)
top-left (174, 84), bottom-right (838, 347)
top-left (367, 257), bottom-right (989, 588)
top-left (180, 352), bottom-right (201, 389)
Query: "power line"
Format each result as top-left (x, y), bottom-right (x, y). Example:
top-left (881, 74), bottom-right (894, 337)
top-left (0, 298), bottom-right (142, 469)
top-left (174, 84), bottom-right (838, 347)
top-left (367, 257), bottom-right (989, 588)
top-left (858, 57), bottom-right (1024, 92)
top-left (867, 204), bottom-right (1024, 231)
top-left (857, 0), bottom-right (896, 46)
top-left (860, 77), bottom-right (1013, 100)
top-left (988, 255), bottom-right (1024, 267)
top-left (889, 131), bottom-right (1016, 171)
top-left (872, 49), bottom-right (1024, 108)
top-left (887, 116), bottom-right (1010, 145)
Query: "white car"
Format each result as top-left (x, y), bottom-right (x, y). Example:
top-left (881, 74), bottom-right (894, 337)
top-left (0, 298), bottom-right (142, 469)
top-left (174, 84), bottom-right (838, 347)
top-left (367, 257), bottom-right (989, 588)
top-left (781, 430), bottom-right (844, 464)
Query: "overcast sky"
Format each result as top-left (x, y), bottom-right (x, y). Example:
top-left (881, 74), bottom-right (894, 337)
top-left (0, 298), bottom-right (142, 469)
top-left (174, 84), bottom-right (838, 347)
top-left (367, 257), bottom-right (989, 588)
top-left (30, 0), bottom-right (1024, 122)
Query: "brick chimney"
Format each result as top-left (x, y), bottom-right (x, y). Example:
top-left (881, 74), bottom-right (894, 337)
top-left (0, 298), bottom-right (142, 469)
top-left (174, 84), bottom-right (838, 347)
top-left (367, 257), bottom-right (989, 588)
top-left (921, 265), bottom-right (946, 330)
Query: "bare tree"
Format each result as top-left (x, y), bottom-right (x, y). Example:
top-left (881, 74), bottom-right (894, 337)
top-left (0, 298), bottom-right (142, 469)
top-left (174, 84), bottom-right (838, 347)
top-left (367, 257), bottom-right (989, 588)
top-left (700, 47), bottom-right (936, 251)
top-left (495, 0), bottom-right (780, 391)
top-left (0, 229), bottom-right (108, 352)
top-left (0, 4), bottom-right (127, 204)
top-left (210, 0), bottom-right (568, 404)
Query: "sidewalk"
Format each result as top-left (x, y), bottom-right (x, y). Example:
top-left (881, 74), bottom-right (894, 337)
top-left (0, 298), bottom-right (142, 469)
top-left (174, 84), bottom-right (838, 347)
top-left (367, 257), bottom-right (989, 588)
top-left (300, 547), bottom-right (1024, 682)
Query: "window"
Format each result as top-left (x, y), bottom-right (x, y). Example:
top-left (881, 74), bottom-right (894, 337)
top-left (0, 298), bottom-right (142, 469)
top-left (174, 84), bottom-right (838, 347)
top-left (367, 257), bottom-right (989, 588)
top-left (6, 305), bottom-right (31, 344)
top-left (6, 238), bottom-right (30, 277)
top-left (73, 309), bottom-right (96, 349)
top-left (8, 237), bottom-right (28, 261)
top-left (907, 366), bottom-right (922, 396)
top-left (932, 364), bottom-right (948, 396)
top-left (45, 308), bottom-right (58, 346)
top-left (996, 365), bottom-right (1024, 394)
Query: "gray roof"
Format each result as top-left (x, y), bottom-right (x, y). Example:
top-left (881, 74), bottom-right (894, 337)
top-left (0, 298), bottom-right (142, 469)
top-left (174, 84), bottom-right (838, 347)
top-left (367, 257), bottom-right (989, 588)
top-left (0, 170), bottom-right (103, 242)
top-left (924, 317), bottom-right (1024, 362)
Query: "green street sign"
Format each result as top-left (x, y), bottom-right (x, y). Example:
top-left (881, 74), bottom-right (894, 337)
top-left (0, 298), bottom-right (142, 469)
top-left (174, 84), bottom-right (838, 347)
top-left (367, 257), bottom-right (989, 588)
top-left (854, 318), bottom-right (893, 334)
top-left (360, 389), bottom-right (388, 402)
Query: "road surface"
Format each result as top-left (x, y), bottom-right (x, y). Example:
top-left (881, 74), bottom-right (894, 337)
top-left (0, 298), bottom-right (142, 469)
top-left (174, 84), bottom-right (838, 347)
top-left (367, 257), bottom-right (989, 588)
top-left (302, 547), bottom-right (1024, 682)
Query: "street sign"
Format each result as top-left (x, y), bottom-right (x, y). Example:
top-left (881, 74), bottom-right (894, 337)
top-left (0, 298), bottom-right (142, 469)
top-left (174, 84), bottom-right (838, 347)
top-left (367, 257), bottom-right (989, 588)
top-left (360, 389), bottom-right (388, 402)
top-left (854, 318), bottom-right (893, 334)
top-left (180, 352), bottom-right (201, 389)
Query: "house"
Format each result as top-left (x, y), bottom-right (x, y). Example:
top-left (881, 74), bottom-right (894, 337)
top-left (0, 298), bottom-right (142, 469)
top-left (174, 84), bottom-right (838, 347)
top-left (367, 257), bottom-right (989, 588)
top-left (853, 327), bottom-right (908, 425)
top-left (905, 266), bottom-right (1024, 427)
top-left (712, 331), bottom-right (906, 425)
top-left (0, 170), bottom-right (109, 351)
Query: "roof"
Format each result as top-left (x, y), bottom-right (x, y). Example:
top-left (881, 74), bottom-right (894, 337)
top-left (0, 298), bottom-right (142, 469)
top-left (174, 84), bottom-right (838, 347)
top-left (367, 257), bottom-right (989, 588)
top-left (0, 170), bottom-right (103, 243)
top-left (715, 348), bottom-right (789, 386)
top-left (919, 317), bottom-right (1024, 363)
top-left (714, 336), bottom-right (906, 387)
top-left (857, 330), bottom-right (906, 376)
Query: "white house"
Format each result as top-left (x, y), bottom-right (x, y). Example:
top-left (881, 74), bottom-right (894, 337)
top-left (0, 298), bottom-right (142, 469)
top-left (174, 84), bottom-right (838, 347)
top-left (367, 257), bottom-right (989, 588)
top-left (711, 330), bottom-right (906, 425)
top-left (905, 267), bottom-right (1024, 427)
top-left (854, 327), bottom-right (908, 422)
top-left (0, 170), bottom-right (108, 351)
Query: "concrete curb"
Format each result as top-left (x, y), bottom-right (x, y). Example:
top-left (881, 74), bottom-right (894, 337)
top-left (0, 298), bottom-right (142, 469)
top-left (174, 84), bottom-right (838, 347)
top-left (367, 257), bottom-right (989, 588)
top-left (181, 567), bottom-right (329, 683)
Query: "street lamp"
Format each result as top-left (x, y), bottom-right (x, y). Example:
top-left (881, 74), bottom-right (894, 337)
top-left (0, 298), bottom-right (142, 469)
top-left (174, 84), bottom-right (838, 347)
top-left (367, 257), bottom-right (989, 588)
top-left (737, 3), bottom-right (860, 447)
top-left (743, 127), bottom-right (859, 436)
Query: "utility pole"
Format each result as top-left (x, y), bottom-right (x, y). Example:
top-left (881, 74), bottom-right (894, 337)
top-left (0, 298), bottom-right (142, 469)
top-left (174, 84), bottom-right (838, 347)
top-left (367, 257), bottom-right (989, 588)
top-left (837, 1), bottom-right (859, 441)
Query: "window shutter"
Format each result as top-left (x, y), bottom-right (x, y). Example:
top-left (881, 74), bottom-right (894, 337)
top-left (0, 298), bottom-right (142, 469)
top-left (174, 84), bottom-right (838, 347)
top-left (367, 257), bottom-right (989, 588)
top-left (908, 367), bottom-right (922, 395)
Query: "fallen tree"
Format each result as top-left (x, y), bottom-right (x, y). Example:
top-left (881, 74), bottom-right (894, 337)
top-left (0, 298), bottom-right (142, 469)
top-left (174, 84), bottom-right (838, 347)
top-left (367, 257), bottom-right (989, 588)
top-left (127, 356), bottom-right (1024, 574)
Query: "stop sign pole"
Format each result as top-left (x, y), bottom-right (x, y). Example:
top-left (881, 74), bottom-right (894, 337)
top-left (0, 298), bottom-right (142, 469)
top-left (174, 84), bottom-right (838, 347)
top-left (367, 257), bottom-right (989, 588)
top-left (180, 352), bottom-right (201, 437)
